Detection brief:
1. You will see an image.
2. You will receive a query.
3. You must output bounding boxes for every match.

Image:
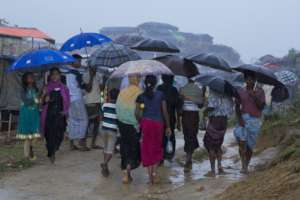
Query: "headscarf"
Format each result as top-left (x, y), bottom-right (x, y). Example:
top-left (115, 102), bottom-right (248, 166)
top-left (116, 76), bottom-right (142, 128)
top-left (40, 81), bottom-right (70, 134)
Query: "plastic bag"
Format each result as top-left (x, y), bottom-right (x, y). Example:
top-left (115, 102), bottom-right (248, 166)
top-left (166, 136), bottom-right (173, 154)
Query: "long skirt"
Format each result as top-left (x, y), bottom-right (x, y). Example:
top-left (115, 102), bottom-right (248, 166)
top-left (140, 118), bottom-right (164, 167)
top-left (118, 121), bottom-right (141, 170)
top-left (182, 111), bottom-right (199, 154)
top-left (203, 116), bottom-right (227, 152)
top-left (67, 99), bottom-right (88, 139)
top-left (45, 112), bottom-right (66, 157)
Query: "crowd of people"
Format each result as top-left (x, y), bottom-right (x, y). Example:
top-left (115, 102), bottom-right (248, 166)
top-left (15, 54), bottom-right (266, 185)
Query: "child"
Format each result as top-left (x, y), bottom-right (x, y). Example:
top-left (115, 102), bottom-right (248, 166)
top-left (100, 88), bottom-right (119, 177)
top-left (16, 72), bottom-right (40, 160)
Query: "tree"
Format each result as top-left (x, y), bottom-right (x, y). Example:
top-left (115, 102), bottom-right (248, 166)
top-left (0, 18), bottom-right (9, 26)
top-left (287, 48), bottom-right (298, 67)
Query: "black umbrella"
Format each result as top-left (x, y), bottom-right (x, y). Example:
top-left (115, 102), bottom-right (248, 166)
top-left (154, 55), bottom-right (199, 77)
top-left (88, 43), bottom-right (141, 70)
top-left (271, 85), bottom-right (289, 103)
top-left (131, 38), bottom-right (180, 53)
top-left (233, 64), bottom-right (283, 86)
top-left (188, 53), bottom-right (232, 72)
top-left (192, 74), bottom-right (238, 97)
top-left (114, 35), bottom-right (146, 47)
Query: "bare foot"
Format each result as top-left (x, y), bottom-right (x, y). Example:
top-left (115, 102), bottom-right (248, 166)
top-left (152, 173), bottom-right (160, 184)
top-left (122, 171), bottom-right (130, 184)
top-left (204, 171), bottom-right (216, 177)
top-left (184, 161), bottom-right (192, 173)
top-left (218, 167), bottom-right (228, 175)
top-left (240, 168), bottom-right (249, 174)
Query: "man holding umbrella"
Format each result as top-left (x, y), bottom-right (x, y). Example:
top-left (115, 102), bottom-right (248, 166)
top-left (64, 54), bottom-right (95, 151)
top-left (234, 72), bottom-right (266, 174)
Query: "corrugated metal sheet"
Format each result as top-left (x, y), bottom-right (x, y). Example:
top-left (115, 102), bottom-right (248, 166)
top-left (0, 27), bottom-right (55, 43)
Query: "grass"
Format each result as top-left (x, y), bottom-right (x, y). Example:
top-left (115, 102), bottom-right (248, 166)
top-left (0, 140), bottom-right (45, 179)
top-left (261, 93), bottom-right (300, 133)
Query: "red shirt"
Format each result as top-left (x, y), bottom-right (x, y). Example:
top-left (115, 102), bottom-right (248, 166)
top-left (238, 87), bottom-right (266, 118)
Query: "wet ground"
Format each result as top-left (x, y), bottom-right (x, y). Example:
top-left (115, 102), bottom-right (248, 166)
top-left (0, 130), bottom-right (277, 200)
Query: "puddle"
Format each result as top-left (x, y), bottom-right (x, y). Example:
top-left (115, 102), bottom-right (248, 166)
top-left (0, 129), bottom-right (277, 200)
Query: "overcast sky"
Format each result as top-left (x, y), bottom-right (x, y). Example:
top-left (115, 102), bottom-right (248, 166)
top-left (1, 0), bottom-right (300, 62)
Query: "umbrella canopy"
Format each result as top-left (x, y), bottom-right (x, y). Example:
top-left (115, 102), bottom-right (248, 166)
top-left (271, 85), bottom-right (289, 103)
top-left (110, 60), bottom-right (173, 79)
top-left (114, 35), bottom-right (146, 46)
top-left (8, 49), bottom-right (75, 71)
top-left (131, 38), bottom-right (180, 53)
top-left (188, 53), bottom-right (232, 72)
top-left (274, 70), bottom-right (298, 86)
top-left (88, 43), bottom-right (141, 69)
top-left (154, 55), bottom-right (199, 77)
top-left (233, 64), bottom-right (283, 86)
top-left (192, 74), bottom-right (238, 96)
top-left (60, 32), bottom-right (112, 52)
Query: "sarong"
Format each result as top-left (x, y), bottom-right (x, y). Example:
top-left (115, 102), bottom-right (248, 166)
top-left (118, 121), bottom-right (141, 170)
top-left (67, 99), bottom-right (88, 139)
top-left (234, 113), bottom-right (262, 150)
top-left (203, 116), bottom-right (227, 151)
top-left (140, 118), bottom-right (164, 167)
top-left (182, 111), bottom-right (199, 153)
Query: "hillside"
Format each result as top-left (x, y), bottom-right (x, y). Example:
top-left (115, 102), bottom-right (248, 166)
top-left (217, 93), bottom-right (300, 200)
top-left (100, 21), bottom-right (242, 65)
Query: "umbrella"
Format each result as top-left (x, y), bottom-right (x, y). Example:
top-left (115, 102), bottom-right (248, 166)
top-left (60, 32), bottom-right (112, 52)
top-left (114, 35), bottom-right (145, 46)
top-left (233, 64), bottom-right (283, 86)
top-left (188, 53), bottom-right (232, 72)
top-left (154, 55), bottom-right (199, 77)
top-left (88, 43), bottom-right (141, 70)
top-left (192, 74), bottom-right (238, 96)
top-left (110, 60), bottom-right (173, 79)
top-left (274, 70), bottom-right (298, 86)
top-left (271, 85), bottom-right (289, 103)
top-left (131, 38), bottom-right (180, 53)
top-left (8, 48), bottom-right (75, 71)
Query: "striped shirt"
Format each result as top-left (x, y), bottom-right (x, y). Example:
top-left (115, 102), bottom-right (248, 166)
top-left (102, 103), bottom-right (118, 132)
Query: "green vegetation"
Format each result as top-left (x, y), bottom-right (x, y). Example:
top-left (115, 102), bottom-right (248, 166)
top-left (0, 140), bottom-right (46, 179)
top-left (0, 142), bottom-right (33, 178)
top-left (261, 93), bottom-right (300, 132)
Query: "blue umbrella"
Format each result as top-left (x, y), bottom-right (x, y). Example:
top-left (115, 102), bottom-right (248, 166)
top-left (60, 32), bottom-right (112, 52)
top-left (8, 48), bottom-right (76, 71)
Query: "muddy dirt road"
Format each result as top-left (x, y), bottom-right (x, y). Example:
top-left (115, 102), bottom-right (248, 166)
top-left (0, 130), bottom-right (276, 200)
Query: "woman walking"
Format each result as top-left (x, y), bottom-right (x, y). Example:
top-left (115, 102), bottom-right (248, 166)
top-left (116, 76), bottom-right (142, 184)
top-left (203, 89), bottom-right (233, 177)
top-left (136, 75), bottom-right (171, 184)
top-left (41, 68), bottom-right (70, 163)
top-left (17, 72), bottom-right (40, 160)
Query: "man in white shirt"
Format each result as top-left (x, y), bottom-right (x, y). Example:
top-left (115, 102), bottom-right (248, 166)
top-left (83, 67), bottom-right (104, 149)
top-left (65, 54), bottom-right (94, 151)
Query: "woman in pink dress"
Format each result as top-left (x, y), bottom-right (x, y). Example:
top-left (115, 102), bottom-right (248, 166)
top-left (135, 75), bottom-right (171, 185)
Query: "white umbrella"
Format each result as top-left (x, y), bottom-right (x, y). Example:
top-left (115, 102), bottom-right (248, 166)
top-left (109, 60), bottom-right (173, 79)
